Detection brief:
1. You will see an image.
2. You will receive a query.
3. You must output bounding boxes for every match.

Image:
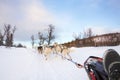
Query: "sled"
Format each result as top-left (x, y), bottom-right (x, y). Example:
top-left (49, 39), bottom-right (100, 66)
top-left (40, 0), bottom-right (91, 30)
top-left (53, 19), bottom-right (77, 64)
top-left (84, 56), bottom-right (108, 80)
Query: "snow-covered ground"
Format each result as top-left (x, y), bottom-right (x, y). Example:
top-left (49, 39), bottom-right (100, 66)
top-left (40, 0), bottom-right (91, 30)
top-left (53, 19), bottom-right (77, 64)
top-left (0, 46), bottom-right (120, 80)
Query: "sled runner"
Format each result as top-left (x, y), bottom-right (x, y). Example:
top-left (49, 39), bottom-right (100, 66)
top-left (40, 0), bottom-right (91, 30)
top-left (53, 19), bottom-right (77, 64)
top-left (84, 56), bottom-right (108, 80)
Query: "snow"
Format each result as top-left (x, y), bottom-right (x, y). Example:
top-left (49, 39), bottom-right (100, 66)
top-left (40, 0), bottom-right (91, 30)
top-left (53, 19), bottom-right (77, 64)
top-left (0, 46), bottom-right (120, 80)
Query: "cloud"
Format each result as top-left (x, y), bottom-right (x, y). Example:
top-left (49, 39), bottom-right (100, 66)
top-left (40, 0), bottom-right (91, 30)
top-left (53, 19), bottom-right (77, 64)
top-left (0, 0), bottom-right (55, 41)
top-left (0, 0), bottom-right (77, 43)
top-left (22, 1), bottom-right (54, 24)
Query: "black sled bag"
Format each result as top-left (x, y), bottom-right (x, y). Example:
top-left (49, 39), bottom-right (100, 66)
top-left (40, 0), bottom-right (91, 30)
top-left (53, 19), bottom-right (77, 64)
top-left (84, 56), bottom-right (108, 80)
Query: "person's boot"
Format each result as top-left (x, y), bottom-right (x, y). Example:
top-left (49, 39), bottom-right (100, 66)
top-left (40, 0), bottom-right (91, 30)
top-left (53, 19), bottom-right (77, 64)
top-left (108, 62), bottom-right (120, 80)
top-left (103, 49), bottom-right (120, 80)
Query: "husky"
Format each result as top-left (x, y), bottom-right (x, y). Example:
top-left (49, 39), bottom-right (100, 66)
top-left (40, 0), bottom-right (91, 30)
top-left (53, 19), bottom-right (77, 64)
top-left (37, 46), bottom-right (43, 54)
top-left (42, 44), bottom-right (53, 60)
top-left (61, 46), bottom-right (72, 60)
top-left (53, 43), bottom-right (72, 60)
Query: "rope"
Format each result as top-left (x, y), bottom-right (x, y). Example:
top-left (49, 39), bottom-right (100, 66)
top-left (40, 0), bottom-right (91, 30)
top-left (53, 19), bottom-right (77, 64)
top-left (56, 53), bottom-right (83, 68)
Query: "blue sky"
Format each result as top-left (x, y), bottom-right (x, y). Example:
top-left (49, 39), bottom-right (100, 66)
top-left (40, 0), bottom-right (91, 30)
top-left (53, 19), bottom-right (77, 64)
top-left (0, 0), bottom-right (120, 47)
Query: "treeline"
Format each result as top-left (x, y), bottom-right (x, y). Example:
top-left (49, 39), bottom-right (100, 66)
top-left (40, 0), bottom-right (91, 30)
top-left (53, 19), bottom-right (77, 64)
top-left (63, 32), bottom-right (120, 47)
top-left (0, 24), bottom-right (16, 47)
top-left (1, 24), bottom-right (119, 48)
top-left (31, 24), bottom-right (55, 48)
top-left (0, 24), bottom-right (56, 48)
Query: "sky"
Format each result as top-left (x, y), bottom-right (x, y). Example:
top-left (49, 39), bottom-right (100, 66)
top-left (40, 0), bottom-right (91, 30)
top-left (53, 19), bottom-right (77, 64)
top-left (0, 0), bottom-right (120, 47)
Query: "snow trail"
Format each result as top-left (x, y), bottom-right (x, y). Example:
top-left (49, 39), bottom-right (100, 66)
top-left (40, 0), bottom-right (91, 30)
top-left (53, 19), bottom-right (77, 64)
top-left (0, 46), bottom-right (119, 80)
